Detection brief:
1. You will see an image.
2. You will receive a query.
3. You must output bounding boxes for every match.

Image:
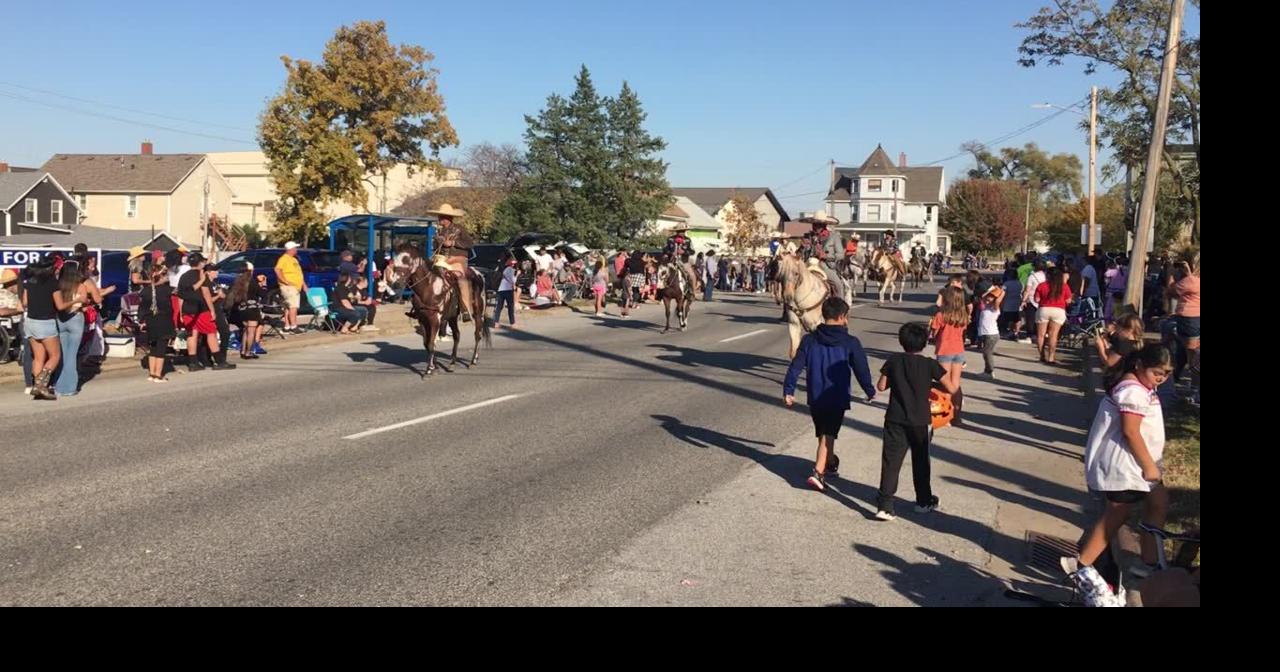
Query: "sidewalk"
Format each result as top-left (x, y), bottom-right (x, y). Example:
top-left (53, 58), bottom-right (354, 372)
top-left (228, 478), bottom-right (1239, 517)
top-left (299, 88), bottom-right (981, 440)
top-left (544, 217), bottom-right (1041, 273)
top-left (553, 326), bottom-right (1094, 606)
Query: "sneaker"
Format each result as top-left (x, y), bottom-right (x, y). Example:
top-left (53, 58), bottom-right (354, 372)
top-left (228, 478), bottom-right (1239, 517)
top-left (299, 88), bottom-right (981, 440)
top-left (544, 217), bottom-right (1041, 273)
top-left (806, 471), bottom-right (826, 492)
top-left (253, 343), bottom-right (268, 356)
top-left (187, 362), bottom-right (206, 373)
top-left (875, 510), bottom-right (897, 522)
top-left (824, 454), bottom-right (840, 478)
top-left (914, 496), bottom-right (940, 513)
top-left (1067, 564), bottom-right (1123, 607)
top-left (210, 361), bottom-right (237, 371)
top-left (24, 387), bottom-right (33, 396)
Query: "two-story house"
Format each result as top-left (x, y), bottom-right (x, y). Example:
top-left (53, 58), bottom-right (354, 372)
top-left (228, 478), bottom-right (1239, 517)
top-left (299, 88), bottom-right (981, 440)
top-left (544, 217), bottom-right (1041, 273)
top-left (0, 165), bottom-right (80, 240)
top-left (824, 145), bottom-right (947, 254)
top-left (42, 143), bottom-right (233, 249)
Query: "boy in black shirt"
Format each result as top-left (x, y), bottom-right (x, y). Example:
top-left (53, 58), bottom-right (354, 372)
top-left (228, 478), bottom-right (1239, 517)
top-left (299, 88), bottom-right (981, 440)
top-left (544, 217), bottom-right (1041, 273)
top-left (874, 321), bottom-right (960, 520)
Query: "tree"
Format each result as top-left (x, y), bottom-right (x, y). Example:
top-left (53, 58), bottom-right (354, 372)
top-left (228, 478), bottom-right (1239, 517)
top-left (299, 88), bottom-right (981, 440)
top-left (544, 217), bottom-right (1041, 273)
top-left (605, 82), bottom-right (670, 242)
top-left (961, 142), bottom-right (1083, 204)
top-left (942, 180), bottom-right (1026, 253)
top-left (231, 223), bottom-right (267, 249)
top-left (722, 194), bottom-right (769, 255)
top-left (1017, 0), bottom-right (1200, 243)
top-left (398, 142), bottom-right (527, 241)
top-left (1040, 191), bottom-right (1127, 252)
top-left (259, 20), bottom-right (459, 245)
top-left (505, 66), bottom-right (669, 248)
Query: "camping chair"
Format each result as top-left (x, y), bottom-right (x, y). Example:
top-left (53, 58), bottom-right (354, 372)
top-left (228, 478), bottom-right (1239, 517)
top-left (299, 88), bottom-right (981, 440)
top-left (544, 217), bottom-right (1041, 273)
top-left (0, 314), bottom-right (22, 365)
top-left (306, 287), bottom-right (339, 334)
top-left (258, 290), bottom-right (289, 341)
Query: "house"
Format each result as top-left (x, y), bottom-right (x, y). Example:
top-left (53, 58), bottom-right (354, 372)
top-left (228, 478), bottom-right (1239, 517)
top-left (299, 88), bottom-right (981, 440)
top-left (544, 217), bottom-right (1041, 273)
top-left (670, 187), bottom-right (789, 255)
top-left (42, 142), bottom-right (233, 249)
top-left (645, 195), bottom-right (725, 253)
top-left (823, 145), bottom-right (946, 253)
top-left (0, 167), bottom-right (80, 240)
top-left (206, 151), bottom-right (463, 231)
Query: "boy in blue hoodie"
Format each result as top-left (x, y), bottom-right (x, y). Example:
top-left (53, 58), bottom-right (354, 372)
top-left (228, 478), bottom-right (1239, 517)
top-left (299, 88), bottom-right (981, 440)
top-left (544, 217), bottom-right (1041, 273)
top-left (784, 297), bottom-right (876, 492)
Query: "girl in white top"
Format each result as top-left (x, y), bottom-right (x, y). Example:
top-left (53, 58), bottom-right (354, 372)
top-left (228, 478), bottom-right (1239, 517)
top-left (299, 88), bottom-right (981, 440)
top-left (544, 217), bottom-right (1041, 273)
top-left (1067, 343), bottom-right (1173, 605)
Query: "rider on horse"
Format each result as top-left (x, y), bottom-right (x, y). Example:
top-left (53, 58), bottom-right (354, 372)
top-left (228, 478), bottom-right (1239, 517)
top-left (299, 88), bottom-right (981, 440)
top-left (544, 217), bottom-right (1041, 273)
top-left (426, 203), bottom-right (477, 321)
top-left (845, 232), bottom-right (861, 259)
top-left (662, 224), bottom-right (698, 293)
top-left (879, 230), bottom-right (909, 276)
top-left (801, 211), bottom-right (846, 298)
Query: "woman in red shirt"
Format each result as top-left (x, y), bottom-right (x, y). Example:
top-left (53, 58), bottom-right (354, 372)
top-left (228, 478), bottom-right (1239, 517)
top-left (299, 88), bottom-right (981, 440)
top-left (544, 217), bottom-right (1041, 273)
top-left (931, 285), bottom-right (970, 425)
top-left (1035, 265), bottom-right (1073, 364)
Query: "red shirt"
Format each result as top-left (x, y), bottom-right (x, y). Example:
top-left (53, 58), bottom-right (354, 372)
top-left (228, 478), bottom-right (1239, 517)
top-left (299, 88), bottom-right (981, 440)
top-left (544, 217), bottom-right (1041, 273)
top-left (930, 313), bottom-right (967, 356)
top-left (1035, 281), bottom-right (1073, 309)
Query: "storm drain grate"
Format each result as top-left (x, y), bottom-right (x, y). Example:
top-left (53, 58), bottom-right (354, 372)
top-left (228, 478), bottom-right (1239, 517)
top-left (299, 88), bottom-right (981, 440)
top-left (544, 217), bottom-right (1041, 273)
top-left (1026, 531), bottom-right (1079, 572)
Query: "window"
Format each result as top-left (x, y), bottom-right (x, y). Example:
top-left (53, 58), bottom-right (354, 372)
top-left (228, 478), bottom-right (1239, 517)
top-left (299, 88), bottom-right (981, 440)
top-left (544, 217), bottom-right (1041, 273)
top-left (125, 194), bottom-right (137, 218)
top-left (868, 179), bottom-right (882, 193)
top-left (891, 204), bottom-right (897, 222)
top-left (892, 180), bottom-right (899, 193)
top-left (51, 200), bottom-right (62, 225)
top-left (867, 204), bottom-right (881, 222)
top-left (77, 194), bottom-right (88, 215)
top-left (851, 206), bottom-right (858, 223)
top-left (25, 198), bottom-right (37, 222)
top-left (926, 206), bottom-right (933, 221)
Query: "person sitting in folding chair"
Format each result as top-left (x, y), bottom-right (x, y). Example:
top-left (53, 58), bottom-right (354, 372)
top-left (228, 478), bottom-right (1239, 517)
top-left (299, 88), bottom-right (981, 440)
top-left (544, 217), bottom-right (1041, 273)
top-left (332, 274), bottom-right (368, 334)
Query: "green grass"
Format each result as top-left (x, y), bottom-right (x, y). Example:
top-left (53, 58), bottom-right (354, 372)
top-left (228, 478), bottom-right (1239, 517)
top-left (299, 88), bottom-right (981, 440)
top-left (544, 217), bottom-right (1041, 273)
top-left (1162, 403), bottom-right (1200, 535)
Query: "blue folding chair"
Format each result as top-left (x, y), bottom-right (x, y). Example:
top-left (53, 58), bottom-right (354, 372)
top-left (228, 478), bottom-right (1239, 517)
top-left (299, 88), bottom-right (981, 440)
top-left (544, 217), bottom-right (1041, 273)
top-left (306, 287), bottom-right (338, 334)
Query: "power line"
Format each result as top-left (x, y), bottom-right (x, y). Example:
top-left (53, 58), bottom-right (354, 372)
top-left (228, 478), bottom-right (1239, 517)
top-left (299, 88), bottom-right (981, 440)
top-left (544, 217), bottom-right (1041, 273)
top-left (775, 189), bottom-right (827, 200)
top-left (774, 162), bottom-right (830, 191)
top-left (0, 80), bottom-right (254, 132)
top-left (0, 90), bottom-right (256, 145)
top-left (918, 94), bottom-right (1091, 166)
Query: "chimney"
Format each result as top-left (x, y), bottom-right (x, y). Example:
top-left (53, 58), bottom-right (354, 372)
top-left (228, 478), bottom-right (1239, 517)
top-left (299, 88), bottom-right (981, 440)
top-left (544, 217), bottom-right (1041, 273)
top-left (0, 161), bottom-right (9, 173)
top-left (899, 152), bottom-right (907, 168)
top-left (141, 140), bottom-right (154, 155)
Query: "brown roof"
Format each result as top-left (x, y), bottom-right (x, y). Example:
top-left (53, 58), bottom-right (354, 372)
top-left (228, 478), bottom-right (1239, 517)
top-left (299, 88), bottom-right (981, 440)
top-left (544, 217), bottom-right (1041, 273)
top-left (671, 187), bottom-right (790, 221)
top-left (41, 154), bottom-right (204, 193)
top-left (827, 157), bottom-right (944, 204)
top-left (900, 166), bottom-right (944, 203)
top-left (856, 145), bottom-right (901, 176)
top-left (661, 202), bottom-right (689, 219)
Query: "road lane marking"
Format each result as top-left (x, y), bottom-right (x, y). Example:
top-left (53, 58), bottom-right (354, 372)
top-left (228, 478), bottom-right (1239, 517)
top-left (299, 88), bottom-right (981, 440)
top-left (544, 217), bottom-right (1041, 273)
top-left (344, 394), bottom-right (523, 440)
top-left (718, 329), bottom-right (769, 344)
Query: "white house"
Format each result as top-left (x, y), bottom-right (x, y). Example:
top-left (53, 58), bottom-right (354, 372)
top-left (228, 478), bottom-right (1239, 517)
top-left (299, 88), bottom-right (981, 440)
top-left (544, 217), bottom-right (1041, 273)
top-left (823, 145), bottom-right (946, 254)
top-left (645, 195), bottom-right (725, 254)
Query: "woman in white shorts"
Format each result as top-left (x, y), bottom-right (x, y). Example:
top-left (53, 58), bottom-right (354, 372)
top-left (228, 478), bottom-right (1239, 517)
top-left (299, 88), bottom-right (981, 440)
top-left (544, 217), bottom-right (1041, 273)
top-left (1034, 265), bottom-right (1073, 364)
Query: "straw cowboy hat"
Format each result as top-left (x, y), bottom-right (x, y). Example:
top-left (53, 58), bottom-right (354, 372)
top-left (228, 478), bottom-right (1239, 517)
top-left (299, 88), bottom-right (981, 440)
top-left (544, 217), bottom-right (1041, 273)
top-left (808, 211), bottom-right (838, 226)
top-left (670, 223), bottom-right (691, 232)
top-left (127, 246), bottom-right (147, 261)
top-left (425, 203), bottom-right (466, 219)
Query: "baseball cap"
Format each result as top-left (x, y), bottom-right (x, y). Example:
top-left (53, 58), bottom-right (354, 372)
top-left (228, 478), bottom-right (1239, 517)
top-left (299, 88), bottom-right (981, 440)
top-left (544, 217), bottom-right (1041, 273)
top-left (244, 262), bottom-right (255, 272)
top-left (284, 241), bottom-right (300, 250)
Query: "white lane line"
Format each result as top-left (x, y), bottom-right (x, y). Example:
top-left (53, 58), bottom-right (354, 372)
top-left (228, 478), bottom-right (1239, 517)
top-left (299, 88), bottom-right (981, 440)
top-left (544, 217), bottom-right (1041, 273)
top-left (718, 329), bottom-right (769, 344)
top-left (344, 394), bottom-right (523, 440)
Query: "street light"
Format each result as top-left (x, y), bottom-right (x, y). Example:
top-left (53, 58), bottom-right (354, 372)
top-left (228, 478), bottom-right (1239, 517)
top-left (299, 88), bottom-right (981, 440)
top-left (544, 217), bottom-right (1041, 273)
top-left (1032, 87), bottom-right (1099, 256)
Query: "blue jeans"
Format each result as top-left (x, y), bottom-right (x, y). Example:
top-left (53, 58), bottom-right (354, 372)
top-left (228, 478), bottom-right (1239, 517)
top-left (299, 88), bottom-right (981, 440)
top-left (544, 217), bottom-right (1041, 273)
top-left (335, 305), bottom-right (368, 326)
top-left (494, 290), bottom-right (516, 325)
top-left (55, 313), bottom-right (85, 395)
top-left (703, 278), bottom-right (714, 301)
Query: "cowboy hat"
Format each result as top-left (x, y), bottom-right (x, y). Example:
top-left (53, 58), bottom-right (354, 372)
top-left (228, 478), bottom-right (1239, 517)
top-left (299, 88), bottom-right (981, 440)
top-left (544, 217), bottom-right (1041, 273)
top-left (127, 245), bottom-right (147, 261)
top-left (670, 223), bottom-right (690, 232)
top-left (808, 211), bottom-right (837, 225)
top-left (425, 203), bottom-right (466, 219)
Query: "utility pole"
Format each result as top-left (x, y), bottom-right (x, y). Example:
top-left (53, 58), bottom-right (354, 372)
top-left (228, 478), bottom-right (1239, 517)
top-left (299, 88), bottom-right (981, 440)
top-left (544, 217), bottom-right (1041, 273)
top-left (1087, 85), bottom-right (1098, 255)
top-left (1124, 0), bottom-right (1185, 313)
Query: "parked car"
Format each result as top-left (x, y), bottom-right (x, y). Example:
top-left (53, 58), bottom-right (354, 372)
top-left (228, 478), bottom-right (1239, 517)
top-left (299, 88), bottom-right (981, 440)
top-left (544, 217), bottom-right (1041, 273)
top-left (216, 248), bottom-right (345, 313)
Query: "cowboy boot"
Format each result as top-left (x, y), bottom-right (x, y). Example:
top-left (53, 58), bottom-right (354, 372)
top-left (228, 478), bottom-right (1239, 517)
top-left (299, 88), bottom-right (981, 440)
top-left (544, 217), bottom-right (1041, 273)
top-left (34, 368), bottom-right (55, 400)
top-left (457, 276), bottom-right (474, 322)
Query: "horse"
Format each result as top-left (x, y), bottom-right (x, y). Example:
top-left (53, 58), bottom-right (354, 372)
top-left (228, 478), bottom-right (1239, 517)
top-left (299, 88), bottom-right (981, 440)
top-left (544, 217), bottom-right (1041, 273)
top-left (657, 264), bottom-right (695, 333)
top-left (836, 255), bottom-right (864, 303)
top-left (908, 252), bottom-right (932, 288)
top-left (393, 244), bottom-right (491, 377)
top-left (776, 252), bottom-right (830, 359)
top-left (868, 249), bottom-right (906, 305)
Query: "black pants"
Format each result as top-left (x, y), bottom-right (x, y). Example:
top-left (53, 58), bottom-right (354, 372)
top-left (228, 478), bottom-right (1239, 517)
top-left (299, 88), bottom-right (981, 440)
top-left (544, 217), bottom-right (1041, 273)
top-left (364, 302), bottom-right (377, 325)
top-left (877, 421), bottom-right (933, 513)
top-left (200, 307), bottom-right (230, 365)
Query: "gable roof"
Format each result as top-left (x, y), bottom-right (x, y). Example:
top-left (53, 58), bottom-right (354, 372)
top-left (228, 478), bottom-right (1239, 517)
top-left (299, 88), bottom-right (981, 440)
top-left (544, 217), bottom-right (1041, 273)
top-left (0, 171), bottom-right (46, 210)
top-left (41, 153), bottom-right (206, 194)
top-left (1, 225), bottom-right (183, 250)
top-left (670, 187), bottom-right (790, 221)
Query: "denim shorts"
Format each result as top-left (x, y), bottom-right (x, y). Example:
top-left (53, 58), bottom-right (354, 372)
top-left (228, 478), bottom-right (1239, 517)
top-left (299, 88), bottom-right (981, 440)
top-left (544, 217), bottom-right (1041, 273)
top-left (937, 353), bottom-right (966, 365)
top-left (1175, 316), bottom-right (1201, 339)
top-left (24, 317), bottom-right (58, 340)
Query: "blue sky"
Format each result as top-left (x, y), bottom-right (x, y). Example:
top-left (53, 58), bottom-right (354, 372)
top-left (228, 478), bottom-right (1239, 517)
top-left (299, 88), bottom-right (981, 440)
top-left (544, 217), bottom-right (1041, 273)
top-left (0, 1), bottom-right (1196, 216)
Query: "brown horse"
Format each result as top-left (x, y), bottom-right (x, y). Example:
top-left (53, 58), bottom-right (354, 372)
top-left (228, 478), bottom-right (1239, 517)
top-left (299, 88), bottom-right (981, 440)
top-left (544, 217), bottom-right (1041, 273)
top-left (394, 245), bottom-right (491, 377)
top-left (657, 264), bottom-right (694, 333)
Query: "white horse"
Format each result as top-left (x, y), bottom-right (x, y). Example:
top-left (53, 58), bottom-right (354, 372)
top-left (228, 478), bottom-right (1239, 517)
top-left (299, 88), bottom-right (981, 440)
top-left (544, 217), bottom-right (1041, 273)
top-left (869, 249), bottom-right (906, 305)
top-left (777, 253), bottom-right (830, 359)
